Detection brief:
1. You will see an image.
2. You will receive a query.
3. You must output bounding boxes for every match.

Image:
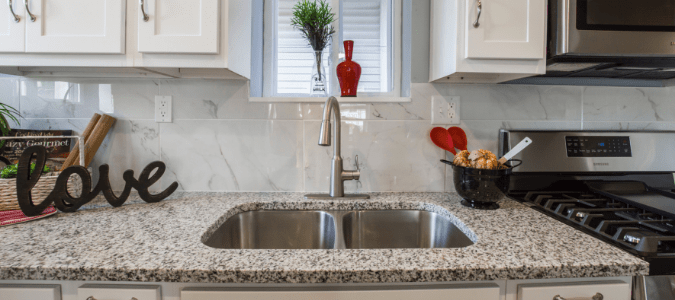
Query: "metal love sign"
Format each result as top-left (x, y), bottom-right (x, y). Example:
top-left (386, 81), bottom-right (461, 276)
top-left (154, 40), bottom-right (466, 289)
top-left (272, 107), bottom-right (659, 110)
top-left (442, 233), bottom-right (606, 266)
top-left (16, 145), bottom-right (178, 216)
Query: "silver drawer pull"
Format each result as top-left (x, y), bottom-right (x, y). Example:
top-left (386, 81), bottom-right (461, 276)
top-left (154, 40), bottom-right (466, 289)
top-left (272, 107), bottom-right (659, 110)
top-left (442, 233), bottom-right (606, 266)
top-left (472, 0), bottom-right (482, 28)
top-left (22, 0), bottom-right (35, 22)
top-left (553, 293), bottom-right (604, 300)
top-left (140, 0), bottom-right (149, 22)
top-left (7, 0), bottom-right (19, 23)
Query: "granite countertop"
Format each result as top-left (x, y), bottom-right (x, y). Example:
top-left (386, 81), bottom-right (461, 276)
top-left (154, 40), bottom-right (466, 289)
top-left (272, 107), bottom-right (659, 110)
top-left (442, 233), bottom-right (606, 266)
top-left (0, 192), bottom-right (648, 283)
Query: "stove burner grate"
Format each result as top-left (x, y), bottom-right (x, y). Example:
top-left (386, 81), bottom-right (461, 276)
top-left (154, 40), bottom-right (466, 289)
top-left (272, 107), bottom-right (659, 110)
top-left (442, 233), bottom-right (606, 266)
top-left (523, 191), bottom-right (675, 256)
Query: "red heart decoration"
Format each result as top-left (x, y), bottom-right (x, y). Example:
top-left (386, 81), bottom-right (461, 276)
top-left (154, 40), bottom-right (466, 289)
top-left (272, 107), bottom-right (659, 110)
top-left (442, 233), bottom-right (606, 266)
top-left (430, 127), bottom-right (456, 155)
top-left (448, 127), bottom-right (468, 151)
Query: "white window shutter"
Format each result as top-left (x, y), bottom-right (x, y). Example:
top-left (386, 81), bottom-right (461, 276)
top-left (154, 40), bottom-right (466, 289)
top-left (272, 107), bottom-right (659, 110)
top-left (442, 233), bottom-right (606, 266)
top-left (271, 0), bottom-right (392, 96)
top-left (341, 0), bottom-right (391, 93)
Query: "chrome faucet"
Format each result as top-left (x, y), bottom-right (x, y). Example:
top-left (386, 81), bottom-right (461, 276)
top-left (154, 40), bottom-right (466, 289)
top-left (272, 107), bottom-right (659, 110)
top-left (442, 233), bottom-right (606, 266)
top-left (305, 97), bottom-right (370, 200)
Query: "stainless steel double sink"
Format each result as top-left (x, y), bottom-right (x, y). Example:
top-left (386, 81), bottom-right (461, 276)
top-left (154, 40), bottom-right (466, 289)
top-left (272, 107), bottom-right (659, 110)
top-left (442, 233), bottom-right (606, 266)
top-left (204, 210), bottom-right (474, 249)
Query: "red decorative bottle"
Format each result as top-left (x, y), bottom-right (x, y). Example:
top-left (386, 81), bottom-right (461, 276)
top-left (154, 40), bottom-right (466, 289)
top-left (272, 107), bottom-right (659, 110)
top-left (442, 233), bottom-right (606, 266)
top-left (336, 40), bottom-right (361, 97)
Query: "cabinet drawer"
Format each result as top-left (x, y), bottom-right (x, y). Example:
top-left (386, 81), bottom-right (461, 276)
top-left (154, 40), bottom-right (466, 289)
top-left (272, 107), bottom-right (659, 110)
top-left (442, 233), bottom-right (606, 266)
top-left (77, 284), bottom-right (161, 300)
top-left (182, 284), bottom-right (501, 300)
top-left (518, 280), bottom-right (630, 300)
top-left (0, 284), bottom-right (61, 300)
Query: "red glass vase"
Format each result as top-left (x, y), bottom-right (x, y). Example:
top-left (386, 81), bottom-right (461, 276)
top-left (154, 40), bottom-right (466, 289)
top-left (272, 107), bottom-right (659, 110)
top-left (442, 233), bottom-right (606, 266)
top-left (336, 40), bottom-right (361, 97)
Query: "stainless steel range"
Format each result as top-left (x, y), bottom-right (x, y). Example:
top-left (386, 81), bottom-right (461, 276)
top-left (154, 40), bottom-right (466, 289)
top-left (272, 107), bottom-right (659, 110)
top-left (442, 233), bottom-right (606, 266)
top-left (499, 130), bottom-right (675, 300)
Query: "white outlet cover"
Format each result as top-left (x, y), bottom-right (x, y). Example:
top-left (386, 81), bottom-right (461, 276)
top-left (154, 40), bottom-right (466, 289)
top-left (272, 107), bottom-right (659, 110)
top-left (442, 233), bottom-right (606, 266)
top-left (431, 96), bottom-right (460, 125)
top-left (155, 96), bottom-right (172, 123)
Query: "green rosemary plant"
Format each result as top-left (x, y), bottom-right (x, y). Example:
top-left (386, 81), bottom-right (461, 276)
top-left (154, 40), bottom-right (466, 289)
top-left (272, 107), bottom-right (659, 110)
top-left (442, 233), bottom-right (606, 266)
top-left (290, 0), bottom-right (336, 51)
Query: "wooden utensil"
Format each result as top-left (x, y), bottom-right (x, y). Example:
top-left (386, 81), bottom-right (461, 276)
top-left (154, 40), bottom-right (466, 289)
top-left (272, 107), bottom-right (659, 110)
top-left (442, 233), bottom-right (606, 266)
top-left (498, 137), bottom-right (532, 164)
top-left (83, 114), bottom-right (116, 168)
top-left (61, 113), bottom-right (101, 170)
top-left (430, 127), bottom-right (456, 155)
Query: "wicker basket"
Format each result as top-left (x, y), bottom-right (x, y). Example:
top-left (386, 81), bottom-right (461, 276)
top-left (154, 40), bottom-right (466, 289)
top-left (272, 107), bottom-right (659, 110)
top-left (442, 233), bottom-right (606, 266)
top-left (0, 172), bottom-right (82, 212)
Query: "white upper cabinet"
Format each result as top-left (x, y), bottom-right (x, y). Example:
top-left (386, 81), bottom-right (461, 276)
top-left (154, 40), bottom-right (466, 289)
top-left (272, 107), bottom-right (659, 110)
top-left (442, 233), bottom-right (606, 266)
top-left (430, 0), bottom-right (547, 83)
top-left (0, 0), bottom-right (251, 79)
top-left (137, 0), bottom-right (220, 54)
top-left (0, 0), bottom-right (25, 52)
top-left (465, 0), bottom-right (545, 60)
top-left (24, 0), bottom-right (126, 54)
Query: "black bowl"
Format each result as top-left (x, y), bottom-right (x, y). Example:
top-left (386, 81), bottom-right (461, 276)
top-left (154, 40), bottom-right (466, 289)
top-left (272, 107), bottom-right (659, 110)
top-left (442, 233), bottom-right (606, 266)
top-left (440, 159), bottom-right (522, 210)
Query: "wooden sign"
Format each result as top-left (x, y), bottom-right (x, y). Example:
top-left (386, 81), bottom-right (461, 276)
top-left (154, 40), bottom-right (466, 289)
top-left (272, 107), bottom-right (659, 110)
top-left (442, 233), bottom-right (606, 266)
top-left (16, 146), bottom-right (179, 217)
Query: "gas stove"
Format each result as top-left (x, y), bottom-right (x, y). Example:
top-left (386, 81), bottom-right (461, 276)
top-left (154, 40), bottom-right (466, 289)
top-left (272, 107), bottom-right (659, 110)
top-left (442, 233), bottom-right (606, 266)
top-left (500, 130), bottom-right (675, 279)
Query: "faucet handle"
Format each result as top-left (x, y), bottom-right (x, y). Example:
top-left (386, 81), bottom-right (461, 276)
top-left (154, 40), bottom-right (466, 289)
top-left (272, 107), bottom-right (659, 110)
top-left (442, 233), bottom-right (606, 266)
top-left (355, 155), bottom-right (360, 171)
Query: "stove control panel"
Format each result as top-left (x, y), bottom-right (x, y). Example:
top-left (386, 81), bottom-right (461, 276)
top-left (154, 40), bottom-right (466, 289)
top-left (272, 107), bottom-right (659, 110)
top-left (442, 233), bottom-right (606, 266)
top-left (565, 136), bottom-right (632, 157)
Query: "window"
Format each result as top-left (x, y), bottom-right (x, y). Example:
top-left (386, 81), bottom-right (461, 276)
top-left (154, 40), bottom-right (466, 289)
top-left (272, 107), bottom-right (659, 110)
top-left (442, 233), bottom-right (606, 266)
top-left (260, 0), bottom-right (407, 99)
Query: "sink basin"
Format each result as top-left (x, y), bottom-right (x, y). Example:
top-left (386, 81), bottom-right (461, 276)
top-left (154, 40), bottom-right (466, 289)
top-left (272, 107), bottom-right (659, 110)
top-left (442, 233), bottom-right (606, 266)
top-left (342, 210), bottom-right (474, 249)
top-left (204, 210), bottom-right (474, 250)
top-left (204, 211), bottom-right (336, 249)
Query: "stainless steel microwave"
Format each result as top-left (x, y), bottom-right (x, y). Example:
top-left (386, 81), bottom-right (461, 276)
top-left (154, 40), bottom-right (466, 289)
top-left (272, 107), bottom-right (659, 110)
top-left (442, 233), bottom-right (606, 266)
top-left (551, 0), bottom-right (675, 56)
top-left (538, 0), bottom-right (675, 82)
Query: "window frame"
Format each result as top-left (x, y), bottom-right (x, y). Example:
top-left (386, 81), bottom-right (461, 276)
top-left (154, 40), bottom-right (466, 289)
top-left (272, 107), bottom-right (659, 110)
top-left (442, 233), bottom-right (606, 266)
top-left (252, 0), bottom-right (411, 103)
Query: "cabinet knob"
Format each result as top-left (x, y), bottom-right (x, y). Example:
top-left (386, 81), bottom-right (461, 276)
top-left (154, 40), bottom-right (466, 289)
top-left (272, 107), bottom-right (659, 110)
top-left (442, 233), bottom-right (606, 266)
top-left (22, 0), bottom-right (35, 22)
top-left (473, 0), bottom-right (482, 28)
top-left (7, 0), bottom-right (20, 23)
top-left (553, 293), bottom-right (603, 300)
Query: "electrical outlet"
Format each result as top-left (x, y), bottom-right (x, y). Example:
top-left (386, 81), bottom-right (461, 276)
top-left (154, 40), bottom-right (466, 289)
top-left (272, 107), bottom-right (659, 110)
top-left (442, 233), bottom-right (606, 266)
top-left (431, 96), bottom-right (460, 125)
top-left (155, 96), bottom-right (172, 123)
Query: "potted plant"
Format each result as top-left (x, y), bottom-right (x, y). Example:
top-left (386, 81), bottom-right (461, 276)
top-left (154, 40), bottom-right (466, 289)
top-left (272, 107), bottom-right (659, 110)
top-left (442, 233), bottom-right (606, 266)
top-left (290, 0), bottom-right (335, 96)
top-left (0, 102), bottom-right (20, 149)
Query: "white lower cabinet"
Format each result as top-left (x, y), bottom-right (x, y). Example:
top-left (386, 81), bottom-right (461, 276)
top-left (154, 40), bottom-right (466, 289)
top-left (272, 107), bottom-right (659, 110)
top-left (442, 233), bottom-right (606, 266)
top-left (517, 281), bottom-right (630, 300)
top-left (0, 284), bottom-right (62, 300)
top-left (181, 284), bottom-right (501, 300)
top-left (0, 277), bottom-right (634, 300)
top-left (77, 284), bottom-right (161, 300)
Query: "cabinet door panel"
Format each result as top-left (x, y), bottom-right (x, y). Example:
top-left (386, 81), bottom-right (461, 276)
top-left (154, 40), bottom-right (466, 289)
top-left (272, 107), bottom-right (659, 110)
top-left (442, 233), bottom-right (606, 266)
top-left (182, 286), bottom-right (501, 300)
top-left (77, 284), bottom-right (161, 300)
top-left (24, 0), bottom-right (125, 53)
top-left (138, 0), bottom-right (219, 54)
top-left (465, 0), bottom-right (545, 60)
top-left (0, 0), bottom-right (25, 52)
top-left (518, 281), bottom-right (630, 300)
top-left (0, 284), bottom-right (61, 300)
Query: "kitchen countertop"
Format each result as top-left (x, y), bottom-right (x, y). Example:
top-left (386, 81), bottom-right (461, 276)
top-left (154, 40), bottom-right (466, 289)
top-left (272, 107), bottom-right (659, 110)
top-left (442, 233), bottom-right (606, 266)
top-left (0, 192), bottom-right (648, 283)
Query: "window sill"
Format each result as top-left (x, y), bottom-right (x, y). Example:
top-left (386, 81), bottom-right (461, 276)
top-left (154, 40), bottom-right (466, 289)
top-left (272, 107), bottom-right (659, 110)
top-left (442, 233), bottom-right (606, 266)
top-left (248, 97), bottom-right (411, 103)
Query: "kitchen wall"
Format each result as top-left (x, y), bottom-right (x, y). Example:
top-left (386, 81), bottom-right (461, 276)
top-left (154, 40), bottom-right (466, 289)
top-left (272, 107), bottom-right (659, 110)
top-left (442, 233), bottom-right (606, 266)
top-left (4, 77), bottom-right (675, 193)
top-left (2, 0), bottom-right (675, 193)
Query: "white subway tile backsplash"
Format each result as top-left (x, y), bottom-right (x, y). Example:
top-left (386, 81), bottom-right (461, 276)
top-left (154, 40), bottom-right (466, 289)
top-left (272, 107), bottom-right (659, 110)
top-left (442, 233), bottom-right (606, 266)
top-left (159, 120), bottom-right (303, 192)
top-left (7, 76), bottom-right (675, 193)
top-left (582, 87), bottom-right (670, 122)
top-left (304, 120), bottom-right (445, 193)
top-left (160, 79), bottom-right (306, 120)
top-left (19, 78), bottom-right (158, 120)
top-left (432, 84), bottom-right (583, 121)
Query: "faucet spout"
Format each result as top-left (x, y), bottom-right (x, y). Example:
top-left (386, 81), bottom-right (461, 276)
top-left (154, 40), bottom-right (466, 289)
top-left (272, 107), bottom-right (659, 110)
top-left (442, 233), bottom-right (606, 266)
top-left (305, 97), bottom-right (369, 200)
top-left (318, 96), bottom-right (341, 159)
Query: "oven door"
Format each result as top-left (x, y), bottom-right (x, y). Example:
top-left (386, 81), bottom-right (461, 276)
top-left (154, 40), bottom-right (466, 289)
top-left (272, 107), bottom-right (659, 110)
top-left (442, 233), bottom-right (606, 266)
top-left (557, 0), bottom-right (675, 56)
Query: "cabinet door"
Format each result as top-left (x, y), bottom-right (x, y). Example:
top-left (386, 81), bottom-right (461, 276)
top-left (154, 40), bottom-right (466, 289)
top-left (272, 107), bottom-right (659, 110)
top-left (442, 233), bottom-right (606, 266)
top-left (0, 0), bottom-right (25, 52)
top-left (78, 284), bottom-right (161, 300)
top-left (182, 285), bottom-right (501, 300)
top-left (0, 284), bottom-right (61, 300)
top-left (518, 281), bottom-right (630, 300)
top-left (24, 0), bottom-right (125, 54)
top-left (465, 0), bottom-right (545, 60)
top-left (137, 0), bottom-right (220, 54)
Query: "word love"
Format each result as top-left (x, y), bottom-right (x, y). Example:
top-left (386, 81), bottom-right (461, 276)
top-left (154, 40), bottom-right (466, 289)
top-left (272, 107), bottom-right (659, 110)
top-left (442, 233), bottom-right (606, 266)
top-left (16, 146), bottom-right (178, 217)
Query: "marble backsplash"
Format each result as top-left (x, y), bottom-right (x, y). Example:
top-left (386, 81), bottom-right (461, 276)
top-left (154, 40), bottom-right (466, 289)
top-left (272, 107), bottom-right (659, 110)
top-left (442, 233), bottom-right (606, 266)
top-left (2, 76), bottom-right (675, 193)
